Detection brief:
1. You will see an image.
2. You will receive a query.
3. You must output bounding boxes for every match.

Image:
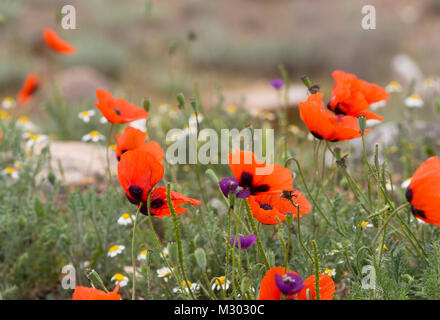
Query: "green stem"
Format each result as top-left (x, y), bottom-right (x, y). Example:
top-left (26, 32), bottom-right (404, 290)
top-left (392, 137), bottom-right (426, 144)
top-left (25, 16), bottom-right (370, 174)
top-left (312, 240), bottom-right (320, 300)
top-left (244, 200), bottom-right (271, 269)
top-left (166, 183), bottom-right (196, 299)
top-left (131, 203), bottom-right (142, 300)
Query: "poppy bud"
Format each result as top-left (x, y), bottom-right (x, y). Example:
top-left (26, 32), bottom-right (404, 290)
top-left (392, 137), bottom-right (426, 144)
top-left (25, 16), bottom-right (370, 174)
top-left (194, 248), bottom-right (207, 270)
top-left (48, 171), bottom-right (56, 185)
top-left (357, 116), bottom-right (367, 136)
top-left (86, 269), bottom-right (107, 292)
top-left (205, 169), bottom-right (219, 184)
top-left (176, 93), bottom-right (185, 109)
top-left (143, 98), bottom-right (151, 112)
top-left (190, 98), bottom-right (198, 114)
top-left (301, 75), bottom-right (312, 88)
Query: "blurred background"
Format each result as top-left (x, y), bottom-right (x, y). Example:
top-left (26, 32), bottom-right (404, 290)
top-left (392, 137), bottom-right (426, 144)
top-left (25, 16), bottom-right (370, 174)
top-left (1, 0), bottom-right (440, 112)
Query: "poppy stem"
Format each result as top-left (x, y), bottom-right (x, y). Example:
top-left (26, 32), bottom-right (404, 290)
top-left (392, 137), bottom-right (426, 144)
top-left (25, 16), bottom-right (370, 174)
top-left (284, 157), bottom-right (343, 236)
top-left (166, 183), bottom-right (196, 300)
top-left (276, 219), bottom-right (289, 272)
top-left (290, 201), bottom-right (314, 264)
top-left (244, 200), bottom-right (271, 270)
top-left (144, 192), bottom-right (189, 299)
top-left (131, 202), bottom-right (142, 300)
top-left (312, 240), bottom-right (320, 300)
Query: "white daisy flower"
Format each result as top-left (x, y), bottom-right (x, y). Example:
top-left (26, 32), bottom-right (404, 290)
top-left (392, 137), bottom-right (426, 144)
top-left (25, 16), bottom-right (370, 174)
top-left (2, 97), bottom-right (15, 109)
top-left (288, 124), bottom-right (301, 135)
top-left (173, 280), bottom-right (200, 294)
top-left (111, 273), bottom-right (129, 287)
top-left (108, 245), bottom-right (125, 258)
top-left (385, 81), bottom-right (402, 93)
top-left (401, 177), bottom-right (412, 189)
top-left (328, 249), bottom-right (339, 256)
top-left (370, 100), bottom-right (387, 110)
top-left (259, 111), bottom-right (275, 121)
top-left (25, 134), bottom-right (48, 149)
top-left (237, 287), bottom-right (255, 299)
top-left (78, 110), bottom-right (96, 123)
top-left (423, 78), bottom-right (436, 89)
top-left (117, 213), bottom-right (135, 226)
top-left (160, 247), bottom-right (169, 259)
top-left (158, 103), bottom-right (170, 113)
top-left (250, 109), bottom-right (262, 117)
top-left (82, 130), bottom-right (105, 143)
top-left (405, 94), bottom-right (423, 108)
top-left (157, 267), bottom-right (173, 282)
top-left (211, 276), bottom-right (231, 291)
top-left (386, 182), bottom-right (393, 192)
top-left (137, 249), bottom-right (148, 261)
top-left (100, 116), bottom-right (108, 124)
top-left (360, 221), bottom-right (373, 229)
top-left (324, 268), bottom-right (336, 277)
top-left (2, 167), bottom-right (19, 179)
top-left (189, 113), bottom-right (203, 126)
top-left (16, 116), bottom-right (37, 131)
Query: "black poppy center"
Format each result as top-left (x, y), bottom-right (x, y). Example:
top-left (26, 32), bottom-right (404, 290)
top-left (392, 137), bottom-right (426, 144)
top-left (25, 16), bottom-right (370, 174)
top-left (151, 198), bottom-right (165, 209)
top-left (114, 108), bottom-right (121, 116)
top-left (128, 185), bottom-right (143, 202)
top-left (260, 203), bottom-right (273, 210)
top-left (240, 172), bottom-right (270, 195)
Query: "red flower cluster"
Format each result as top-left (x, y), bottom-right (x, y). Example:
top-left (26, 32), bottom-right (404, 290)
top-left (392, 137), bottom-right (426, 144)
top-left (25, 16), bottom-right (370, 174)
top-left (258, 267), bottom-right (335, 300)
top-left (228, 150), bottom-right (311, 225)
top-left (300, 70), bottom-right (388, 141)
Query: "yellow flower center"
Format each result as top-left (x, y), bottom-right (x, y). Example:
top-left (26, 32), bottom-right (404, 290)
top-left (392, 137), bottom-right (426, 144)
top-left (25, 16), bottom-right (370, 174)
top-left (121, 213), bottom-right (131, 220)
top-left (215, 277), bottom-right (226, 286)
top-left (90, 130), bottom-right (100, 137)
top-left (360, 221), bottom-right (368, 228)
top-left (139, 249), bottom-right (147, 255)
top-left (14, 162), bottom-right (22, 169)
top-left (226, 105), bottom-right (237, 113)
top-left (81, 111), bottom-right (89, 116)
top-left (5, 167), bottom-right (15, 174)
top-left (389, 81), bottom-right (400, 87)
top-left (182, 280), bottom-right (192, 287)
top-left (18, 116), bottom-right (29, 123)
top-left (0, 111), bottom-right (8, 119)
top-left (30, 134), bottom-right (40, 141)
top-left (113, 273), bottom-right (124, 281)
top-left (409, 94), bottom-right (421, 100)
top-left (109, 245), bottom-right (120, 252)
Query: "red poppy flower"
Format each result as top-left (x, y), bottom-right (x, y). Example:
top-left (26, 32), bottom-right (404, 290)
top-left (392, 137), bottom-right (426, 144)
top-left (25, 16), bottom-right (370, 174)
top-left (406, 156), bottom-right (440, 226)
top-left (139, 187), bottom-right (200, 217)
top-left (296, 274), bottom-right (335, 300)
top-left (299, 92), bottom-right (366, 141)
top-left (43, 28), bottom-right (76, 55)
top-left (117, 147), bottom-right (164, 204)
top-left (72, 285), bottom-right (121, 300)
top-left (228, 150), bottom-right (293, 195)
top-left (17, 73), bottom-right (40, 105)
top-left (258, 267), bottom-right (303, 300)
top-left (328, 70), bottom-right (388, 121)
top-left (248, 191), bottom-right (311, 225)
top-left (94, 89), bottom-right (149, 124)
top-left (116, 126), bottom-right (147, 161)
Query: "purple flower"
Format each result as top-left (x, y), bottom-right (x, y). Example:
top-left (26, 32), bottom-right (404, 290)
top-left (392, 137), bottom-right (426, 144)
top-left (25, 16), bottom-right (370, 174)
top-left (219, 177), bottom-right (250, 199)
top-left (270, 78), bottom-right (284, 90)
top-left (230, 234), bottom-right (257, 250)
top-left (275, 273), bottom-right (304, 295)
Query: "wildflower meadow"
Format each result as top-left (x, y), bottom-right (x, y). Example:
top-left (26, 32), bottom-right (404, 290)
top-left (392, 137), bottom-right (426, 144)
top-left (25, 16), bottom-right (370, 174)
top-left (1, 0), bottom-right (440, 306)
